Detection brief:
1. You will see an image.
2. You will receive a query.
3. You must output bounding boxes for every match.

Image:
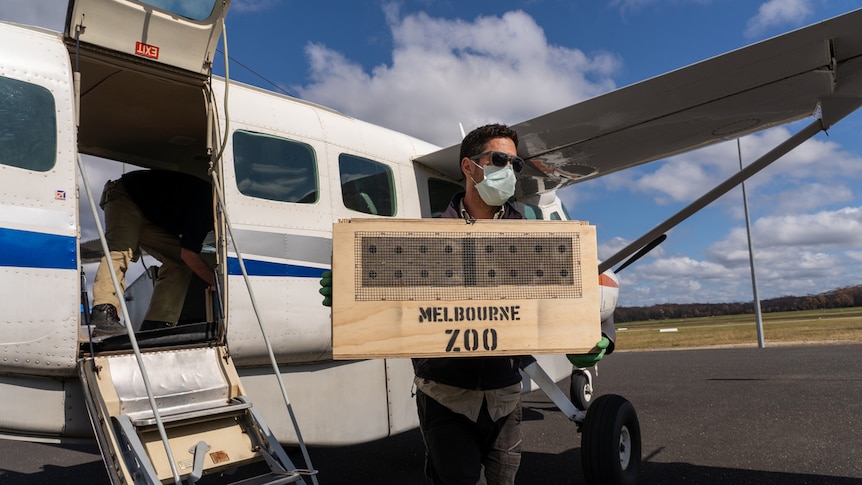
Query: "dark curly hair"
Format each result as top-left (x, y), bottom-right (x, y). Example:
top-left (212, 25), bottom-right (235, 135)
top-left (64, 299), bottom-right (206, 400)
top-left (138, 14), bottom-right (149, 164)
top-left (459, 124), bottom-right (519, 165)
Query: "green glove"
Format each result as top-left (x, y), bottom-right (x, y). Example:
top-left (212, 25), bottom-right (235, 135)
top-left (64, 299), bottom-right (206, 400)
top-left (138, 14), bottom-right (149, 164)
top-left (567, 336), bottom-right (610, 368)
top-left (319, 270), bottom-right (332, 307)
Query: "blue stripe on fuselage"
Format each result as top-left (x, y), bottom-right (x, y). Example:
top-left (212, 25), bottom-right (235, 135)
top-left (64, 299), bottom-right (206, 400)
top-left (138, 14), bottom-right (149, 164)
top-left (0, 227), bottom-right (326, 277)
top-left (0, 227), bottom-right (77, 270)
top-left (227, 257), bottom-right (327, 278)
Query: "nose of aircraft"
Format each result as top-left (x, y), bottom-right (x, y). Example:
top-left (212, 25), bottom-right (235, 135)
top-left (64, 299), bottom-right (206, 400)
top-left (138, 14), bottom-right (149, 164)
top-left (600, 270), bottom-right (619, 322)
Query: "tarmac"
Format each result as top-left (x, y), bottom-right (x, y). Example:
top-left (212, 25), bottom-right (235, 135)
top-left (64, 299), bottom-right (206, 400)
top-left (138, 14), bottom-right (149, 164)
top-left (1, 342), bottom-right (860, 484)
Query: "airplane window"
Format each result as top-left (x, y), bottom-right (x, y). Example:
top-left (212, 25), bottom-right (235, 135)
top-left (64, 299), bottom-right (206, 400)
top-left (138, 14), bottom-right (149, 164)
top-left (232, 130), bottom-right (319, 204)
top-left (427, 178), bottom-right (463, 217)
top-left (138, 0), bottom-right (218, 21)
top-left (0, 77), bottom-right (56, 172)
top-left (339, 154), bottom-right (395, 216)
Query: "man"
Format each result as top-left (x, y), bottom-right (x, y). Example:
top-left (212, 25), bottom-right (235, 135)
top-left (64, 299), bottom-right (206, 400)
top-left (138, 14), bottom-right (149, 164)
top-left (90, 169), bottom-right (215, 337)
top-left (410, 124), bottom-right (527, 484)
top-left (320, 124), bottom-right (610, 484)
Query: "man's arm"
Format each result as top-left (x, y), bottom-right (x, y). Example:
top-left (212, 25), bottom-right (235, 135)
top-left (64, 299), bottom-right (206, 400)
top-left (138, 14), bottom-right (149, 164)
top-left (180, 248), bottom-right (215, 286)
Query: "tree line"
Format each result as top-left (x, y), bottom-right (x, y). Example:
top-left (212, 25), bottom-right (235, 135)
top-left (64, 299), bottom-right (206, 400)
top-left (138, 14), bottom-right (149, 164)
top-left (614, 285), bottom-right (862, 323)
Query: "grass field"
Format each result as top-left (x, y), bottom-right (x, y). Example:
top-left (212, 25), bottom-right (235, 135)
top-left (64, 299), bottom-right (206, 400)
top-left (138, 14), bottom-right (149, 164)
top-left (614, 307), bottom-right (862, 351)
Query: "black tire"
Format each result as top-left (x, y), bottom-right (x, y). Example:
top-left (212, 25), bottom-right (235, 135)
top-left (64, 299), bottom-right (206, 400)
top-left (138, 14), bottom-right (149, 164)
top-left (569, 370), bottom-right (592, 410)
top-left (581, 394), bottom-right (642, 485)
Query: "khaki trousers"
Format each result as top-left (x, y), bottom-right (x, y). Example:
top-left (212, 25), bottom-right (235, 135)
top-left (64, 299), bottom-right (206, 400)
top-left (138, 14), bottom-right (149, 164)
top-left (92, 179), bottom-right (192, 324)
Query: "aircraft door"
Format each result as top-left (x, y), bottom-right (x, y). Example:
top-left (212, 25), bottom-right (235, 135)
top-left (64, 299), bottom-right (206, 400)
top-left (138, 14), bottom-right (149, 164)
top-left (65, 0), bottom-right (230, 77)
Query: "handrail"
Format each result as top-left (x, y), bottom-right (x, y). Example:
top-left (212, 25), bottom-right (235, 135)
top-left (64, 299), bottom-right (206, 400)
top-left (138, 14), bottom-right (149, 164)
top-left (77, 155), bottom-right (183, 484)
top-left (208, 18), bottom-right (318, 485)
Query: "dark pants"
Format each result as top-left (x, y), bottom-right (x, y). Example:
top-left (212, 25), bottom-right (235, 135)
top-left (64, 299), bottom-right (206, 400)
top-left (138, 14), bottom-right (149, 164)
top-left (417, 389), bottom-right (522, 485)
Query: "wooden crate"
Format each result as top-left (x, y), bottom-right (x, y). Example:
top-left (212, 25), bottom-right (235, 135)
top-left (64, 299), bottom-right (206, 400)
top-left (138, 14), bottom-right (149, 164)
top-left (331, 218), bottom-right (600, 359)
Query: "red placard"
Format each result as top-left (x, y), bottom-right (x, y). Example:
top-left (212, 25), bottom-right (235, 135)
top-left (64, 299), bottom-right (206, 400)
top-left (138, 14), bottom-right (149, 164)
top-left (135, 41), bottom-right (160, 59)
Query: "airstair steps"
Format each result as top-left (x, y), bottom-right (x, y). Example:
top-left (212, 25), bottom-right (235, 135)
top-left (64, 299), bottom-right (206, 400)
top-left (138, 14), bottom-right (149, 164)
top-left (130, 400), bottom-right (253, 428)
top-left (78, 346), bottom-right (309, 484)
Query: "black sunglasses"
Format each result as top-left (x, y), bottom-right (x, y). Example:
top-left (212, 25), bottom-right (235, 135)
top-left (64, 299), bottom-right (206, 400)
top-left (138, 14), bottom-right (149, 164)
top-left (469, 151), bottom-right (524, 173)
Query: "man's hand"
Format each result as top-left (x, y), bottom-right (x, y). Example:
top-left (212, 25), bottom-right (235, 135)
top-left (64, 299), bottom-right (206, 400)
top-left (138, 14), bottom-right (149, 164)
top-left (181, 248), bottom-right (215, 287)
top-left (319, 270), bottom-right (332, 307)
top-left (567, 336), bottom-right (610, 368)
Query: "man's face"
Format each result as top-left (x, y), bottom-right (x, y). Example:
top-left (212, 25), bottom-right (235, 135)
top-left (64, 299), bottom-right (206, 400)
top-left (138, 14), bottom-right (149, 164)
top-left (464, 137), bottom-right (518, 183)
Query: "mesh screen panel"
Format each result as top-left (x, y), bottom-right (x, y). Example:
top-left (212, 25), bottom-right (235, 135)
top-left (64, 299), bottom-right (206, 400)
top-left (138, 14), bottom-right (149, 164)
top-left (354, 231), bottom-right (583, 301)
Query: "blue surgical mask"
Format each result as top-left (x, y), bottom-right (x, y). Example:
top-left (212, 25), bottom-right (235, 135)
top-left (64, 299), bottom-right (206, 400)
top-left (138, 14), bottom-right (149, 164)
top-left (472, 162), bottom-right (516, 206)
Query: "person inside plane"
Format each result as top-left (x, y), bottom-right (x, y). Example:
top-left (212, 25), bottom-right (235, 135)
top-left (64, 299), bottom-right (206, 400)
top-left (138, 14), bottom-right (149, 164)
top-left (89, 169), bottom-right (215, 337)
top-left (320, 124), bottom-right (612, 484)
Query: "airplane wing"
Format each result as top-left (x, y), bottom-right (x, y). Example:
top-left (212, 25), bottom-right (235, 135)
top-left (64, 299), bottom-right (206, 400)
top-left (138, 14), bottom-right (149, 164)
top-left (415, 9), bottom-right (862, 197)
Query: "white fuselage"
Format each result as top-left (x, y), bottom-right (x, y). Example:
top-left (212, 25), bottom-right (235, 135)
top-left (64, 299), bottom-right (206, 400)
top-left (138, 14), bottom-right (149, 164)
top-left (0, 20), bottom-right (605, 446)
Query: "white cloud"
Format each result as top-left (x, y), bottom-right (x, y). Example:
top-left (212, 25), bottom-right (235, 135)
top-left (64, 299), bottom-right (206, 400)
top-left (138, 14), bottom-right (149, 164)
top-left (707, 207), bottom-right (862, 265)
top-left (636, 255), bottom-right (734, 280)
top-left (618, 248), bottom-right (857, 305)
top-left (744, 0), bottom-right (813, 38)
top-left (601, 125), bottom-right (862, 215)
top-left (633, 156), bottom-right (724, 203)
top-left (619, 255), bottom-right (743, 304)
top-left (296, 10), bottom-right (620, 147)
top-left (757, 183), bottom-right (853, 215)
top-left (757, 251), bottom-right (837, 279)
top-left (741, 126), bottom-right (862, 185)
top-left (616, 207), bottom-right (861, 304)
top-left (598, 235), bottom-right (667, 267)
top-left (612, 203), bottom-right (862, 305)
top-left (599, 236), bottom-right (634, 261)
top-left (753, 207), bottom-right (862, 248)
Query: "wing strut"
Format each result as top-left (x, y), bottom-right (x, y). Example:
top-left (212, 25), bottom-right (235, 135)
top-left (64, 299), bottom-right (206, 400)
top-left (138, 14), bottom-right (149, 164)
top-left (599, 118), bottom-right (824, 274)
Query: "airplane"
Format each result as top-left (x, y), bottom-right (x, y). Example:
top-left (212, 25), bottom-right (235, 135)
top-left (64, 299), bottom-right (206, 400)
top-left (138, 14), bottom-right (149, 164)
top-left (1, 0), bottom-right (861, 483)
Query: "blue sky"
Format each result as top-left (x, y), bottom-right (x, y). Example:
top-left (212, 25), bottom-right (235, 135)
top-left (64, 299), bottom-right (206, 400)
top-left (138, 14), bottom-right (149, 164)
top-left (3, 0), bottom-right (862, 307)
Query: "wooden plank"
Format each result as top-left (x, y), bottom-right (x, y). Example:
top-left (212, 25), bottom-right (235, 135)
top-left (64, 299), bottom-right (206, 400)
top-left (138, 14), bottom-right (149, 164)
top-left (331, 218), bottom-right (601, 359)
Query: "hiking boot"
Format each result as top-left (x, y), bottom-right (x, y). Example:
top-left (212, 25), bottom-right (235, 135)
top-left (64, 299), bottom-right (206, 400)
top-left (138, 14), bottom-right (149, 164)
top-left (90, 304), bottom-right (126, 337)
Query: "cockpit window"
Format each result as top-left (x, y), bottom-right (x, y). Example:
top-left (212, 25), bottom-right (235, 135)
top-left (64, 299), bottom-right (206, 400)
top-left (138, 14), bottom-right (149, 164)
top-left (138, 0), bottom-right (218, 21)
top-left (232, 130), bottom-right (319, 204)
top-left (339, 154), bottom-right (396, 216)
top-left (427, 178), bottom-right (463, 217)
top-left (0, 77), bottom-right (56, 172)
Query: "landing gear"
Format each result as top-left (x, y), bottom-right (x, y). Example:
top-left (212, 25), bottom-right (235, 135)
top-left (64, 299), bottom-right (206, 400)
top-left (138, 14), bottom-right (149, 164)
top-left (569, 368), bottom-right (593, 410)
top-left (580, 394), bottom-right (642, 485)
top-left (520, 358), bottom-right (642, 484)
